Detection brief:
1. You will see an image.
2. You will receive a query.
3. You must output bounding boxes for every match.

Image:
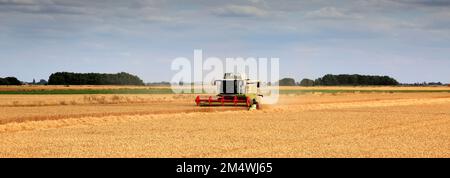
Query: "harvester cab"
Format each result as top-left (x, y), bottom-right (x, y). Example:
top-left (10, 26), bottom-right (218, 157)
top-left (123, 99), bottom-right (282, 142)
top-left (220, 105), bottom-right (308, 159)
top-left (195, 73), bottom-right (263, 110)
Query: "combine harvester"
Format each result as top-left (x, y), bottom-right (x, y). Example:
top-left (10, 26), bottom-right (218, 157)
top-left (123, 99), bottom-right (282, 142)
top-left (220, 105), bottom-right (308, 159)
top-left (195, 73), bottom-right (263, 110)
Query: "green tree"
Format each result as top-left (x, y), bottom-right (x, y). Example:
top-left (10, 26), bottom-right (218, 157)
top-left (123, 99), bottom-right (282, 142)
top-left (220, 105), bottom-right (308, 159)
top-left (48, 72), bottom-right (144, 85)
top-left (299, 78), bottom-right (314, 86)
top-left (0, 77), bottom-right (22, 85)
top-left (314, 74), bottom-right (398, 86)
top-left (278, 78), bottom-right (296, 86)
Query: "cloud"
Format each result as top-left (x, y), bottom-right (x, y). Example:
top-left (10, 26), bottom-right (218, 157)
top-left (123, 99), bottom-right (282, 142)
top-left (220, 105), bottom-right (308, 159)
top-left (212, 5), bottom-right (267, 17)
top-left (305, 7), bottom-right (363, 20)
top-left (419, 11), bottom-right (450, 32)
top-left (143, 15), bottom-right (178, 23)
top-left (396, 0), bottom-right (450, 7)
top-left (0, 0), bottom-right (54, 6)
top-left (0, 0), bottom-right (45, 5)
top-left (0, 0), bottom-right (94, 15)
top-left (1, 0), bottom-right (450, 83)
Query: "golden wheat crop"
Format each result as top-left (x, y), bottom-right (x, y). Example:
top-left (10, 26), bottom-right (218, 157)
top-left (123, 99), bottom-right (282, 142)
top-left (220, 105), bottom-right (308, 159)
top-left (0, 85), bottom-right (164, 91)
top-left (0, 88), bottom-right (449, 158)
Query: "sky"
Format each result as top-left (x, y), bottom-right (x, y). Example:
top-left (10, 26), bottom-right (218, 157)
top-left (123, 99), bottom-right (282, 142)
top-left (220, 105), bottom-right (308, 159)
top-left (0, 0), bottom-right (450, 83)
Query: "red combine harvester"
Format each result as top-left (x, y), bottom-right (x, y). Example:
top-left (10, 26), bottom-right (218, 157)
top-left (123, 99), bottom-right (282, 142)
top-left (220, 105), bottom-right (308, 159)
top-left (195, 73), bottom-right (263, 110)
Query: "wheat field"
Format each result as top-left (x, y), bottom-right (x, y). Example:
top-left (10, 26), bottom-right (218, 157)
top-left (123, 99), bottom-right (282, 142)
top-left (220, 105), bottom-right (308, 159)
top-left (0, 85), bottom-right (158, 91)
top-left (0, 87), bottom-right (449, 157)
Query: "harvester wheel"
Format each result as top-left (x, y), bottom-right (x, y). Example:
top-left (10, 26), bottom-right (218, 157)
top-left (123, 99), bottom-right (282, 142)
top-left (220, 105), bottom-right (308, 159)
top-left (252, 98), bottom-right (260, 110)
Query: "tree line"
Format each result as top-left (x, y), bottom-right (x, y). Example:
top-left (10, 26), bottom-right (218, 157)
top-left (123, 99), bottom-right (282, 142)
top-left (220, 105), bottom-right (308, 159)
top-left (48, 72), bottom-right (145, 85)
top-left (279, 74), bottom-right (400, 86)
top-left (0, 77), bottom-right (22, 85)
top-left (314, 74), bottom-right (399, 86)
